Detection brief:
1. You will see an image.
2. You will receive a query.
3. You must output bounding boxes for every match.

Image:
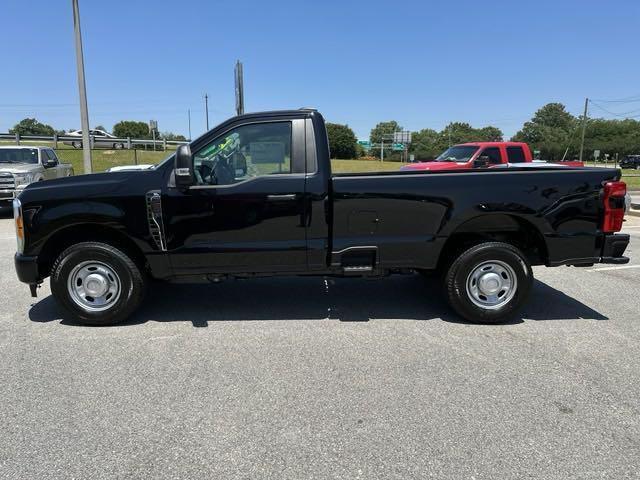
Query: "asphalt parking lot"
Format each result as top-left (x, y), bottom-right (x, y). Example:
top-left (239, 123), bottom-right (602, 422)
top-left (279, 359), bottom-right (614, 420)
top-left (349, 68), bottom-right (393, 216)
top-left (1, 213), bottom-right (639, 479)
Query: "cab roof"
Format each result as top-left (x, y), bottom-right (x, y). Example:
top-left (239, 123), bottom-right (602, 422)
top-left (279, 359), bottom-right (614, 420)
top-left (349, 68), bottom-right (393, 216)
top-left (457, 141), bottom-right (528, 147)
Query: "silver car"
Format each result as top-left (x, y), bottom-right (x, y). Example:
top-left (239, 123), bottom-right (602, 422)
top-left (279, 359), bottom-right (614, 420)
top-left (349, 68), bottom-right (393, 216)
top-left (63, 129), bottom-right (125, 149)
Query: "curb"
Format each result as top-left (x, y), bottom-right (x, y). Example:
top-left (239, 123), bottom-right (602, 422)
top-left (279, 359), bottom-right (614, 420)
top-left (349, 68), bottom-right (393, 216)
top-left (627, 209), bottom-right (640, 218)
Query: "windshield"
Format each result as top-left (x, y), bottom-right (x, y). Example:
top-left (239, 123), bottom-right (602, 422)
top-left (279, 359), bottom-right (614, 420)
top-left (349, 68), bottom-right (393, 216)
top-left (435, 146), bottom-right (479, 162)
top-left (0, 148), bottom-right (39, 164)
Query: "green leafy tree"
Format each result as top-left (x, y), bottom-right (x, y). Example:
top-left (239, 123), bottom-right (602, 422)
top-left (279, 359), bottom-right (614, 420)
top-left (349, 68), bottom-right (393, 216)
top-left (112, 120), bottom-right (150, 139)
top-left (478, 126), bottom-right (503, 141)
top-left (9, 118), bottom-right (55, 136)
top-left (370, 120), bottom-right (401, 144)
top-left (409, 128), bottom-right (442, 160)
top-left (582, 118), bottom-right (640, 160)
top-left (530, 102), bottom-right (575, 130)
top-left (326, 122), bottom-right (358, 159)
top-left (512, 103), bottom-right (578, 159)
top-left (441, 122), bottom-right (503, 145)
top-left (370, 121), bottom-right (401, 158)
top-left (161, 131), bottom-right (187, 141)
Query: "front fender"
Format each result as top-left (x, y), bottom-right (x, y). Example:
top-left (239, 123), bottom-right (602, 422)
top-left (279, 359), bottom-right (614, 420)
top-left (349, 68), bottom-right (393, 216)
top-left (22, 200), bottom-right (151, 256)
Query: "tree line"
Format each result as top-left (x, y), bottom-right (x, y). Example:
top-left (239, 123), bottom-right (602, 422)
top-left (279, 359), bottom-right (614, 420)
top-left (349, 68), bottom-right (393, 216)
top-left (8, 118), bottom-right (186, 142)
top-left (327, 102), bottom-right (640, 161)
top-left (9, 102), bottom-right (640, 160)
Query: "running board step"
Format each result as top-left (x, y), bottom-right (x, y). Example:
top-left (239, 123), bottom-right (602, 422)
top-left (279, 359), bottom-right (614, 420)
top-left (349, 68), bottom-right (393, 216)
top-left (343, 265), bottom-right (374, 272)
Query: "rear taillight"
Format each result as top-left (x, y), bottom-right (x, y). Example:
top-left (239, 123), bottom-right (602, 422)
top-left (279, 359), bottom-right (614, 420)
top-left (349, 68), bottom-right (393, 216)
top-left (602, 181), bottom-right (626, 233)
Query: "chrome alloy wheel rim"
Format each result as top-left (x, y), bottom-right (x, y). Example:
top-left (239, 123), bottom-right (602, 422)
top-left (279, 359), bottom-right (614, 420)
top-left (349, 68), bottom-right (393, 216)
top-left (67, 261), bottom-right (121, 312)
top-left (466, 260), bottom-right (517, 310)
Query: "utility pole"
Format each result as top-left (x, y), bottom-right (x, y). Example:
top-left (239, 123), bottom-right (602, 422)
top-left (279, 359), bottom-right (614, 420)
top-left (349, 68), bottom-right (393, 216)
top-left (71, 0), bottom-right (92, 173)
top-left (579, 97), bottom-right (589, 163)
top-left (381, 139), bottom-right (384, 162)
top-left (235, 60), bottom-right (244, 116)
top-left (188, 109), bottom-right (191, 140)
top-left (204, 93), bottom-right (209, 131)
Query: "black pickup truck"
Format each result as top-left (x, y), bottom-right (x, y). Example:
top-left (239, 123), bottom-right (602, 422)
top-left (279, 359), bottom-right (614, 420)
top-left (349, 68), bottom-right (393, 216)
top-left (13, 109), bottom-right (629, 325)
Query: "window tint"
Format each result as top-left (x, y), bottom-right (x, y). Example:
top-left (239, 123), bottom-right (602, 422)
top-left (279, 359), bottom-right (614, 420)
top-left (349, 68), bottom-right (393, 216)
top-left (45, 150), bottom-right (58, 163)
top-left (481, 147), bottom-right (502, 164)
top-left (436, 146), bottom-right (479, 162)
top-left (507, 146), bottom-right (526, 163)
top-left (0, 148), bottom-right (39, 164)
top-left (193, 122), bottom-right (292, 186)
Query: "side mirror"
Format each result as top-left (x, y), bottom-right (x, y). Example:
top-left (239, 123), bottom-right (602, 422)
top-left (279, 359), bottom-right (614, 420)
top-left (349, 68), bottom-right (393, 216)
top-left (174, 144), bottom-right (193, 188)
top-left (44, 159), bottom-right (57, 168)
top-left (473, 155), bottom-right (490, 168)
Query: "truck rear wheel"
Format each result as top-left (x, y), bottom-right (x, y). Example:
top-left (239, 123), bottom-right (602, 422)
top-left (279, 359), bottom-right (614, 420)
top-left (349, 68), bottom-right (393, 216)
top-left (50, 242), bottom-right (146, 326)
top-left (443, 241), bottom-right (532, 324)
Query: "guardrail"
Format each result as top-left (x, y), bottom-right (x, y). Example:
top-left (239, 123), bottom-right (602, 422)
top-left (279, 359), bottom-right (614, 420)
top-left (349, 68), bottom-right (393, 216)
top-left (0, 132), bottom-right (188, 150)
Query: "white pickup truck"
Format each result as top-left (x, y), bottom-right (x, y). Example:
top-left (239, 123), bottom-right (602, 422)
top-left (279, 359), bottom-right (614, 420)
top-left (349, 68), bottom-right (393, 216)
top-left (0, 146), bottom-right (74, 207)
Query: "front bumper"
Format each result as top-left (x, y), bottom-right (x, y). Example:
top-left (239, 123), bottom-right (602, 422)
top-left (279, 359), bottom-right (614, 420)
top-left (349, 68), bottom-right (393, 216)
top-left (15, 253), bottom-right (40, 284)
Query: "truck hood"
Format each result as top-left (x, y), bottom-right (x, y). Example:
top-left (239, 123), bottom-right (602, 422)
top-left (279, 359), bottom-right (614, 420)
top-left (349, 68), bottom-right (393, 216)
top-left (400, 161), bottom-right (470, 171)
top-left (0, 163), bottom-right (43, 174)
top-left (17, 169), bottom-right (160, 204)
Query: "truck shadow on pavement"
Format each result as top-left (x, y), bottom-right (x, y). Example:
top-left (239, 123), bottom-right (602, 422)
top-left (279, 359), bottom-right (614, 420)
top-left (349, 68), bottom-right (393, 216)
top-left (28, 274), bottom-right (608, 327)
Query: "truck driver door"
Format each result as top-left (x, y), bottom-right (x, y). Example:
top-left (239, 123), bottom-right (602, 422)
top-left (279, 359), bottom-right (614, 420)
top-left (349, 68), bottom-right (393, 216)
top-left (164, 118), bottom-right (309, 275)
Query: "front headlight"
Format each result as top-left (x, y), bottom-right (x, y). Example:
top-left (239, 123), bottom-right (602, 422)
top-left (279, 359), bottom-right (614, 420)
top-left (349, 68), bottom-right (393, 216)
top-left (13, 198), bottom-right (24, 254)
top-left (13, 173), bottom-right (34, 187)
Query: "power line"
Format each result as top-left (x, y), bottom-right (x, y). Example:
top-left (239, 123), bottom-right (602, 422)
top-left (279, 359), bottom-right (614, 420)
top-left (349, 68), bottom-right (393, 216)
top-left (589, 101), bottom-right (640, 118)
top-left (590, 93), bottom-right (640, 103)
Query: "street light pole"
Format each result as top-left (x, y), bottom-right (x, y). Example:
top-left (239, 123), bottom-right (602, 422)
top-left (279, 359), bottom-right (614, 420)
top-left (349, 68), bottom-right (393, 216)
top-left (204, 93), bottom-right (209, 131)
top-left (579, 97), bottom-right (589, 163)
top-left (71, 0), bottom-right (92, 173)
top-left (188, 108), bottom-right (191, 141)
top-left (235, 60), bottom-right (244, 116)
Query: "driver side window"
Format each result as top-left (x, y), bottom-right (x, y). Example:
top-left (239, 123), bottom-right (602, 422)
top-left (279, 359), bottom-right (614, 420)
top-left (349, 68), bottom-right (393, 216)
top-left (481, 147), bottom-right (502, 165)
top-left (44, 149), bottom-right (58, 165)
top-left (192, 122), bottom-right (292, 186)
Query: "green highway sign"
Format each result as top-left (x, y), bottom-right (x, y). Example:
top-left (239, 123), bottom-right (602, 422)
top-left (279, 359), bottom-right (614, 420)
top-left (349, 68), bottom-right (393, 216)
top-left (392, 143), bottom-right (405, 151)
top-left (358, 140), bottom-right (371, 149)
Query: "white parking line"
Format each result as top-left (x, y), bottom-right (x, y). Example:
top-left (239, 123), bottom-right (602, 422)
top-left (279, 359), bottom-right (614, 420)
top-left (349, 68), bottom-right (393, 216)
top-left (587, 264), bottom-right (640, 272)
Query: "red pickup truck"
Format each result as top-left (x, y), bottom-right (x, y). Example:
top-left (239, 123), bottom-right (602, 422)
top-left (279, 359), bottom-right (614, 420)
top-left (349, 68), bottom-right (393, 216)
top-left (401, 142), bottom-right (583, 171)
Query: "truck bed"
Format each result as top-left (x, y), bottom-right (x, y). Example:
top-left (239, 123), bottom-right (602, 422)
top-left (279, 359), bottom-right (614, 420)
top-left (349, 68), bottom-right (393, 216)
top-left (329, 167), bottom-right (621, 270)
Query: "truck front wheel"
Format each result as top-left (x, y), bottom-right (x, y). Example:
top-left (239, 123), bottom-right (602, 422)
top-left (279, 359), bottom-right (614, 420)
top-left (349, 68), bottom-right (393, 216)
top-left (50, 242), bottom-right (146, 326)
top-left (443, 241), bottom-right (532, 324)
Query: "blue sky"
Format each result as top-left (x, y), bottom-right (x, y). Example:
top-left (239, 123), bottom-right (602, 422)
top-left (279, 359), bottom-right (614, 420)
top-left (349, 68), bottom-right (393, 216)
top-left (1, 0), bottom-right (638, 139)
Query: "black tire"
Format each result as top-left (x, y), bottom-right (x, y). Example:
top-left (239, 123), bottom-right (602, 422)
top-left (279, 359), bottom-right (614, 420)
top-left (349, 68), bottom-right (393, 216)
top-left (114, 142), bottom-right (124, 150)
top-left (443, 241), bottom-right (533, 324)
top-left (72, 141), bottom-right (82, 149)
top-left (50, 242), bottom-right (146, 326)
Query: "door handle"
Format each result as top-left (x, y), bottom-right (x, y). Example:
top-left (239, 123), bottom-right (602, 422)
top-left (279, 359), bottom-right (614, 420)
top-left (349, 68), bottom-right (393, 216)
top-left (267, 194), bottom-right (296, 200)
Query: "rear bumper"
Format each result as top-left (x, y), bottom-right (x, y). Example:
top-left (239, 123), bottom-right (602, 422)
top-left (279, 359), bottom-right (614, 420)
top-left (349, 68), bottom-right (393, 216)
top-left (599, 233), bottom-right (630, 264)
top-left (547, 233), bottom-right (630, 267)
top-left (15, 253), bottom-right (40, 284)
